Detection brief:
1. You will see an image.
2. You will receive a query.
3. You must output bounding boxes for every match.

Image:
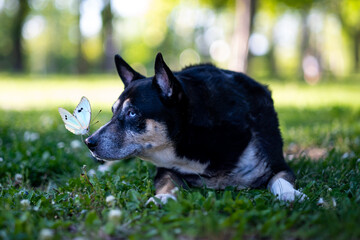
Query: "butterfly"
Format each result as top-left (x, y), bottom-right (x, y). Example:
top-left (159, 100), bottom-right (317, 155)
top-left (58, 96), bottom-right (91, 135)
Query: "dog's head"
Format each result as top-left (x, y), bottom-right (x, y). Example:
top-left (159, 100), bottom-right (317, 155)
top-left (85, 53), bottom-right (185, 161)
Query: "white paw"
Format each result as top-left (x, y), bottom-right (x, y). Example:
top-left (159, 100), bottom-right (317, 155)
top-left (269, 178), bottom-right (308, 202)
top-left (146, 193), bottom-right (177, 206)
top-left (276, 189), bottom-right (307, 202)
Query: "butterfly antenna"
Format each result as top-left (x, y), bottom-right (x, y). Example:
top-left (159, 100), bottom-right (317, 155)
top-left (90, 121), bottom-right (100, 126)
top-left (90, 120), bottom-right (99, 127)
top-left (91, 110), bottom-right (102, 124)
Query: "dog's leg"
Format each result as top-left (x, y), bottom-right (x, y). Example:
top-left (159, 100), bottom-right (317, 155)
top-left (146, 168), bottom-right (185, 206)
top-left (267, 171), bottom-right (307, 202)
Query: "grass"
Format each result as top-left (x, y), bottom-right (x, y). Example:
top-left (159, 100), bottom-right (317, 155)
top-left (1, 74), bottom-right (360, 239)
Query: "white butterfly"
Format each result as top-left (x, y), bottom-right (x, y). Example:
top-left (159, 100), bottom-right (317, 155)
top-left (58, 96), bottom-right (91, 135)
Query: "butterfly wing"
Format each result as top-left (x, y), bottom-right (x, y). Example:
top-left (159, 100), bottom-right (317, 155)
top-left (73, 96), bottom-right (91, 132)
top-left (58, 108), bottom-right (87, 135)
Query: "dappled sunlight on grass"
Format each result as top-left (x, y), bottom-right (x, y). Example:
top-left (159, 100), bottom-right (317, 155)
top-left (0, 74), bottom-right (124, 111)
top-left (1, 75), bottom-right (360, 111)
top-left (268, 82), bottom-right (360, 109)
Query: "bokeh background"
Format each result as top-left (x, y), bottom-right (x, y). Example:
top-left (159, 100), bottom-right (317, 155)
top-left (1, 0), bottom-right (359, 78)
top-left (1, 0), bottom-right (360, 111)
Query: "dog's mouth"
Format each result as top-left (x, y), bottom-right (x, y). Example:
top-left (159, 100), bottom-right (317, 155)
top-left (89, 150), bottom-right (109, 162)
top-left (88, 145), bottom-right (143, 161)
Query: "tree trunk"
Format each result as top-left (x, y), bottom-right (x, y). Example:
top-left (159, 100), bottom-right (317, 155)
top-left (77, 0), bottom-right (88, 74)
top-left (12, 0), bottom-right (30, 72)
top-left (101, 0), bottom-right (116, 72)
top-left (229, 0), bottom-right (256, 73)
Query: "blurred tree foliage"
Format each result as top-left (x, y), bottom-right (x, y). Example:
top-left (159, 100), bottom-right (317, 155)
top-left (0, 0), bottom-right (359, 80)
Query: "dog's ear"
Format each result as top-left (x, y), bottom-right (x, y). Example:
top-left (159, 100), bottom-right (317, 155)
top-left (153, 53), bottom-right (182, 102)
top-left (114, 54), bottom-right (145, 87)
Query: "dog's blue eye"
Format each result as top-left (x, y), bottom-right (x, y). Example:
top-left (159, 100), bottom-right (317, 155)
top-left (127, 110), bottom-right (136, 118)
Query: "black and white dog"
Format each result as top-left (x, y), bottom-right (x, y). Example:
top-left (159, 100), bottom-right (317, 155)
top-left (85, 53), bottom-right (306, 204)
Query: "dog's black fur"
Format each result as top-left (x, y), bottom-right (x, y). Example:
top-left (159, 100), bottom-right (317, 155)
top-left (85, 53), bottom-right (296, 201)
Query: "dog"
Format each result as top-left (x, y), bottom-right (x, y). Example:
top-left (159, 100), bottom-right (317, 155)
top-left (85, 53), bottom-right (306, 204)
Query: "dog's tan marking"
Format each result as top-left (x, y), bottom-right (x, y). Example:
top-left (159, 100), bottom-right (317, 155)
top-left (155, 174), bottom-right (178, 195)
top-left (129, 119), bottom-right (210, 174)
top-left (124, 119), bottom-right (170, 150)
top-left (121, 99), bottom-right (131, 112)
top-left (145, 170), bottom-right (183, 206)
top-left (144, 147), bottom-right (209, 174)
top-left (112, 99), bottom-right (121, 112)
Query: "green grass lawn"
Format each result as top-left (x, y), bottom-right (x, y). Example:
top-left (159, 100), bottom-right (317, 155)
top-left (0, 75), bottom-right (360, 239)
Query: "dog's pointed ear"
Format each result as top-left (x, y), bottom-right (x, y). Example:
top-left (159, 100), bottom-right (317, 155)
top-left (114, 54), bottom-right (145, 87)
top-left (153, 53), bottom-right (178, 99)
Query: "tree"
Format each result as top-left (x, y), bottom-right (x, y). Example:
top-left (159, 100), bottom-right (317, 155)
top-left (199, 0), bottom-right (256, 73)
top-left (101, 0), bottom-right (115, 72)
top-left (76, 0), bottom-right (88, 74)
top-left (12, 0), bottom-right (30, 72)
top-left (229, 0), bottom-right (257, 73)
top-left (339, 0), bottom-right (360, 72)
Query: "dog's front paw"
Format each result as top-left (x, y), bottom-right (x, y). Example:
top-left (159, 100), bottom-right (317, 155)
top-left (277, 189), bottom-right (308, 202)
top-left (269, 178), bottom-right (308, 202)
top-left (146, 193), bottom-right (177, 206)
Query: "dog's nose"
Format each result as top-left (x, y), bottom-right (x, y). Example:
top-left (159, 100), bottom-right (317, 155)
top-left (85, 137), bottom-right (97, 151)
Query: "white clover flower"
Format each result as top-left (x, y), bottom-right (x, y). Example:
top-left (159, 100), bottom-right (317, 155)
top-left (42, 151), bottom-right (51, 160)
top-left (57, 142), bottom-right (65, 149)
top-left (332, 198), bottom-right (337, 207)
top-left (108, 209), bottom-right (122, 222)
top-left (106, 195), bottom-right (116, 205)
top-left (88, 169), bottom-right (96, 177)
top-left (73, 237), bottom-right (86, 240)
top-left (15, 174), bottom-right (23, 183)
top-left (98, 164), bottom-right (110, 173)
top-left (39, 228), bottom-right (54, 240)
top-left (342, 152), bottom-right (355, 159)
top-left (317, 197), bottom-right (324, 205)
top-left (70, 140), bottom-right (82, 149)
top-left (0, 157), bottom-right (3, 162)
top-left (24, 131), bottom-right (40, 142)
top-left (20, 199), bottom-right (30, 207)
